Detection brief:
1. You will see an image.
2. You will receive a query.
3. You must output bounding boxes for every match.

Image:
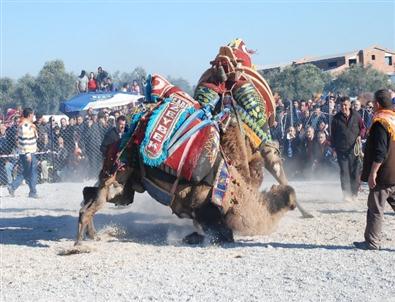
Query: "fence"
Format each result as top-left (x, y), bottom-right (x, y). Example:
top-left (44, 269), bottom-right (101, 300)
top-left (0, 116), bottom-right (113, 186)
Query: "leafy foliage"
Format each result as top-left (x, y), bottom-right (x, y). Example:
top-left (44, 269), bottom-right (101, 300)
top-left (112, 66), bottom-right (147, 89)
top-left (1, 60), bottom-right (74, 114)
top-left (166, 75), bottom-right (193, 96)
top-left (325, 64), bottom-right (394, 96)
top-left (0, 77), bottom-right (15, 109)
top-left (261, 64), bottom-right (332, 100)
top-left (35, 60), bottom-right (75, 114)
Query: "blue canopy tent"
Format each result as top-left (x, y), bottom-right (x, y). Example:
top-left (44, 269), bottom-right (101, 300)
top-left (60, 92), bottom-right (144, 116)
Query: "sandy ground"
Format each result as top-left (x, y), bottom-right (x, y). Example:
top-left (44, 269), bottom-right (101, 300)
top-left (1, 179), bottom-right (394, 302)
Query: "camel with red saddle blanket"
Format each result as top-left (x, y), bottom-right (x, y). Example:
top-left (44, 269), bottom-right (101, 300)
top-left (75, 76), bottom-right (296, 245)
top-left (75, 41), bottom-right (311, 245)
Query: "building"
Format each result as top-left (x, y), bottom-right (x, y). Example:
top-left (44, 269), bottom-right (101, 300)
top-left (259, 45), bottom-right (395, 77)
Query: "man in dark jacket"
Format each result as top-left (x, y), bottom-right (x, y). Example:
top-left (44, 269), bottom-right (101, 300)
top-left (331, 96), bottom-right (366, 202)
top-left (100, 115), bottom-right (127, 157)
top-left (354, 89), bottom-right (395, 250)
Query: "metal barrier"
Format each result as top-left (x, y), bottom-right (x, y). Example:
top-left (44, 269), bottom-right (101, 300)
top-left (0, 116), bottom-right (110, 186)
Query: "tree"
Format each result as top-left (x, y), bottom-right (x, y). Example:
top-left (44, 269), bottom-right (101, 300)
top-left (112, 67), bottom-right (147, 92)
top-left (166, 75), bottom-right (193, 96)
top-left (0, 77), bottom-right (16, 110)
top-left (261, 64), bottom-right (331, 100)
top-left (325, 64), bottom-right (394, 96)
top-left (35, 60), bottom-right (75, 113)
top-left (12, 74), bottom-right (39, 109)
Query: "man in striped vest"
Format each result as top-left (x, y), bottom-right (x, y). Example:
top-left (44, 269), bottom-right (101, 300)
top-left (8, 108), bottom-right (39, 198)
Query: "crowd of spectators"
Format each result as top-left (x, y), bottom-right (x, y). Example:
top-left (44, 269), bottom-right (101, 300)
top-left (0, 105), bottom-right (134, 185)
top-left (1, 84), bottom-right (392, 187)
top-left (76, 66), bottom-right (141, 95)
top-left (270, 92), bottom-right (375, 180)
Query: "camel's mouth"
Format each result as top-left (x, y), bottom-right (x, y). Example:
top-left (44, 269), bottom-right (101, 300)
top-left (289, 203), bottom-right (297, 210)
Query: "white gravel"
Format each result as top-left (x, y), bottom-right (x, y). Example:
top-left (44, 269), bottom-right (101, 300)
top-left (1, 179), bottom-right (394, 302)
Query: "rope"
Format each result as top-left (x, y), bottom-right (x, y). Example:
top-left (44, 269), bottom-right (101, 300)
top-left (354, 136), bottom-right (364, 159)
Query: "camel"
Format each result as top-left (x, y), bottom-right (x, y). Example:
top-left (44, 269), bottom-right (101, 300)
top-left (75, 159), bottom-right (296, 245)
top-left (74, 95), bottom-right (306, 245)
top-left (193, 39), bottom-right (313, 218)
top-left (219, 118), bottom-right (312, 218)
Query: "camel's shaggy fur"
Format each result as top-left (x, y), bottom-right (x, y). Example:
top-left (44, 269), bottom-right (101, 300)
top-left (223, 166), bottom-right (296, 236)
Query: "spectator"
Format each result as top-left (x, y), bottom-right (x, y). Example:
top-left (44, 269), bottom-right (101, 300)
top-left (61, 117), bottom-right (76, 155)
top-left (74, 115), bottom-right (85, 151)
top-left (82, 118), bottom-right (102, 177)
top-left (0, 124), bottom-right (7, 151)
top-left (34, 113), bottom-right (48, 151)
top-left (300, 100), bottom-right (308, 114)
top-left (270, 120), bottom-right (283, 143)
top-left (97, 112), bottom-right (109, 141)
top-left (361, 101), bottom-right (374, 130)
top-left (300, 126), bottom-right (319, 177)
top-left (295, 122), bottom-right (305, 141)
top-left (103, 77), bottom-right (114, 92)
top-left (59, 117), bottom-right (68, 139)
top-left (317, 120), bottom-right (329, 138)
top-left (121, 83), bottom-right (129, 92)
top-left (130, 80), bottom-right (141, 95)
top-left (331, 96), bottom-right (366, 202)
top-left (283, 126), bottom-right (302, 178)
top-left (87, 72), bottom-right (97, 92)
top-left (300, 109), bottom-right (311, 128)
top-left (96, 66), bottom-right (109, 90)
top-left (291, 100), bottom-right (302, 125)
top-left (100, 115), bottom-right (127, 156)
top-left (37, 133), bottom-right (51, 183)
top-left (8, 108), bottom-right (39, 198)
top-left (313, 131), bottom-right (337, 176)
top-left (54, 137), bottom-right (68, 181)
top-left (0, 124), bottom-right (9, 185)
top-left (3, 117), bottom-right (19, 185)
top-left (85, 107), bottom-right (95, 120)
top-left (310, 104), bottom-right (327, 130)
top-left (52, 126), bottom-right (61, 149)
top-left (355, 89), bottom-right (395, 250)
top-left (76, 70), bottom-right (89, 93)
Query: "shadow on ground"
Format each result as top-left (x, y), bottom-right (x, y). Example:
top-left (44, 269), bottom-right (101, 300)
top-left (0, 211), bottom-right (194, 247)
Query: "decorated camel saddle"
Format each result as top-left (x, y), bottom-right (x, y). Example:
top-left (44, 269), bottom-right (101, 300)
top-left (117, 74), bottom-right (228, 188)
top-left (194, 39), bottom-right (276, 148)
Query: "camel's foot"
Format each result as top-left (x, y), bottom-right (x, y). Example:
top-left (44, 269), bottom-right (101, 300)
top-left (296, 201), bottom-right (314, 219)
top-left (74, 239), bottom-right (82, 246)
top-left (84, 234), bottom-right (100, 242)
top-left (301, 212), bottom-right (314, 219)
top-left (86, 230), bottom-right (97, 240)
top-left (182, 232), bottom-right (205, 245)
top-left (206, 225), bottom-right (234, 244)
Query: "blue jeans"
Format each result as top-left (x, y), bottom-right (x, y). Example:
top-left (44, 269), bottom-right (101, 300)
top-left (10, 154), bottom-right (38, 195)
top-left (5, 161), bottom-right (16, 185)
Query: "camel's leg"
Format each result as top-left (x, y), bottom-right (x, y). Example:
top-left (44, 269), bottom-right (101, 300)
top-left (86, 219), bottom-right (97, 240)
top-left (75, 186), bottom-right (107, 245)
top-left (183, 220), bottom-right (205, 245)
top-left (261, 142), bottom-right (314, 219)
top-left (76, 203), bottom-right (91, 245)
top-left (202, 220), bottom-right (234, 244)
top-left (248, 152), bottom-right (265, 187)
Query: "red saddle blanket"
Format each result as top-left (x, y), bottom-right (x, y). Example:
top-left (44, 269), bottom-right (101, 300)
top-left (133, 113), bottom-right (220, 182)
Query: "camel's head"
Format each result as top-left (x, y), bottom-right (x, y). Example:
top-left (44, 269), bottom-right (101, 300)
top-left (264, 184), bottom-right (297, 213)
top-left (98, 167), bottom-right (131, 188)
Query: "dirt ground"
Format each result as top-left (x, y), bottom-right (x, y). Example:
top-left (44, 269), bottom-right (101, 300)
top-left (1, 180), bottom-right (394, 302)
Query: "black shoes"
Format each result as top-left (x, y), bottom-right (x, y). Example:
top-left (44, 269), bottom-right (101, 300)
top-left (353, 241), bottom-right (379, 250)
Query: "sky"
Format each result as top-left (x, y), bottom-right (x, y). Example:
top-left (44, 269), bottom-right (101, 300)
top-left (1, 0), bottom-right (394, 85)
